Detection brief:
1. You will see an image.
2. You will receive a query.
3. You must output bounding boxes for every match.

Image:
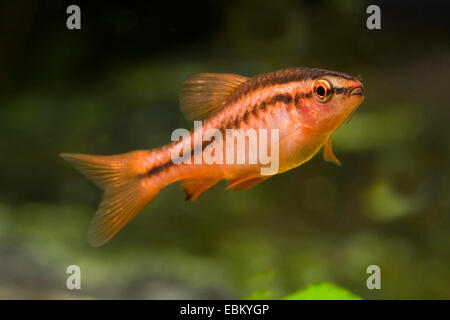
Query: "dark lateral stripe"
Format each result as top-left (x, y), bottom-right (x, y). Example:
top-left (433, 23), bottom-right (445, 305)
top-left (248, 93), bottom-right (292, 123)
top-left (260, 93), bottom-right (293, 111)
top-left (334, 87), bottom-right (348, 95)
top-left (268, 93), bottom-right (293, 105)
top-left (140, 134), bottom-right (217, 179)
top-left (140, 160), bottom-right (173, 178)
top-left (292, 87), bottom-right (351, 104)
top-left (220, 93), bottom-right (294, 131)
top-left (189, 93), bottom-right (295, 156)
top-left (227, 67), bottom-right (357, 104)
top-left (243, 110), bottom-right (250, 123)
top-left (294, 91), bottom-right (312, 105)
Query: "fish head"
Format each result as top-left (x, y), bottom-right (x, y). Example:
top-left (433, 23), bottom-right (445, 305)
top-left (295, 71), bottom-right (365, 132)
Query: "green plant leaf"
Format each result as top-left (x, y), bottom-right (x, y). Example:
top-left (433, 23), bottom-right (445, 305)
top-left (246, 289), bottom-right (272, 300)
top-left (283, 282), bottom-right (362, 300)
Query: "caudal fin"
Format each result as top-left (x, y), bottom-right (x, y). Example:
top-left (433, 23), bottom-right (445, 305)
top-left (60, 151), bottom-right (160, 247)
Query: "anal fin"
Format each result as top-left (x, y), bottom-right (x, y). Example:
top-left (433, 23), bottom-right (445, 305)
top-left (182, 178), bottom-right (221, 201)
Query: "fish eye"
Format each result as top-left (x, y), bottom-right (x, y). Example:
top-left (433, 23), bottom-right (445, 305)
top-left (313, 79), bottom-right (333, 103)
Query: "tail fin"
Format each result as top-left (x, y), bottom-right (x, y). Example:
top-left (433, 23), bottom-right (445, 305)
top-left (60, 151), bottom-right (161, 247)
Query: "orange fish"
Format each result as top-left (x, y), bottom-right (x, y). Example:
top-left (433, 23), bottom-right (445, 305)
top-left (61, 67), bottom-right (365, 246)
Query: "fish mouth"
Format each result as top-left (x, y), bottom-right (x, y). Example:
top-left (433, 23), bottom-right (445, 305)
top-left (349, 85), bottom-right (364, 96)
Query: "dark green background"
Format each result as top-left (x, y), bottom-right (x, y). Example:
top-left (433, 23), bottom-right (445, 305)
top-left (0, 0), bottom-right (449, 299)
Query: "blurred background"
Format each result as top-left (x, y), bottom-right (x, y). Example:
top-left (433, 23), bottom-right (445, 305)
top-left (0, 0), bottom-right (449, 299)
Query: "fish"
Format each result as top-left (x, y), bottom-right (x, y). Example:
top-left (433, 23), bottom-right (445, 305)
top-left (61, 67), bottom-right (365, 246)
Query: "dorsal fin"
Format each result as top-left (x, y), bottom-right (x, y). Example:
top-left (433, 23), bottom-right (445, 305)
top-left (180, 73), bottom-right (248, 120)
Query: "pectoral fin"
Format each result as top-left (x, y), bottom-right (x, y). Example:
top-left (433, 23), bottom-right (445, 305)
top-left (182, 178), bottom-right (221, 201)
top-left (323, 137), bottom-right (341, 166)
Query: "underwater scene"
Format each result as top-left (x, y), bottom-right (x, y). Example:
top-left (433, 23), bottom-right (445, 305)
top-left (0, 0), bottom-right (449, 300)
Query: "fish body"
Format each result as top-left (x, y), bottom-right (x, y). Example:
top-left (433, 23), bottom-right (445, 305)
top-left (61, 67), bottom-right (365, 246)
